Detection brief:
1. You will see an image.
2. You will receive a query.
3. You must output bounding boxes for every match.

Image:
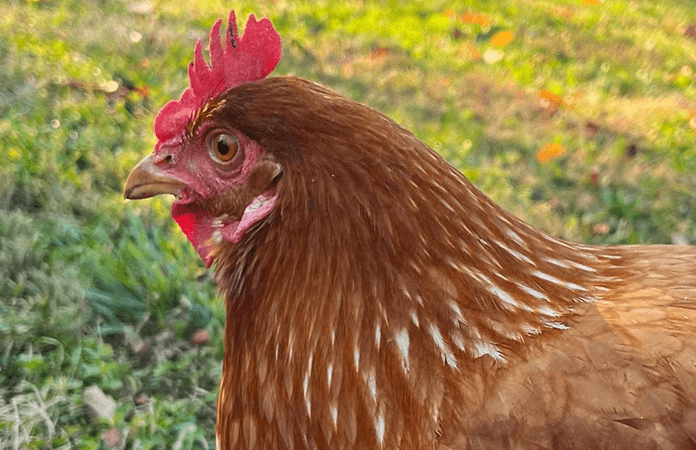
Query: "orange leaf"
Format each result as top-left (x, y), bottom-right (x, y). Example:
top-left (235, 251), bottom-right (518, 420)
top-left (491, 31), bottom-right (514, 47)
top-left (445, 9), bottom-right (457, 20)
top-left (685, 25), bottom-right (696, 38)
top-left (539, 89), bottom-right (563, 107)
top-left (590, 169), bottom-right (599, 188)
top-left (536, 143), bottom-right (565, 162)
top-left (460, 42), bottom-right (481, 60)
top-left (582, 0), bottom-right (600, 5)
top-left (371, 48), bottom-right (389, 60)
top-left (460, 13), bottom-right (491, 27)
top-left (553, 6), bottom-right (575, 19)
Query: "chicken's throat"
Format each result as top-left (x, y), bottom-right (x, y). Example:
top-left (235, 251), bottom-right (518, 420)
top-left (172, 190), bottom-right (277, 267)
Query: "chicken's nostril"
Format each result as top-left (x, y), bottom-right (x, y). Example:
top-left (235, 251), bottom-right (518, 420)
top-left (155, 154), bottom-right (173, 166)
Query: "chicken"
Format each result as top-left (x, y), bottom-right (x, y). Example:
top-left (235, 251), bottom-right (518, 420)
top-left (124, 10), bottom-right (696, 450)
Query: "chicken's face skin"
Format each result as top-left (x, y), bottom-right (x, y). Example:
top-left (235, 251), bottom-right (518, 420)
top-left (124, 115), bottom-right (281, 266)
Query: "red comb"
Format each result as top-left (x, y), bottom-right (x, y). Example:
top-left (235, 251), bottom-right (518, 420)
top-left (154, 11), bottom-right (281, 141)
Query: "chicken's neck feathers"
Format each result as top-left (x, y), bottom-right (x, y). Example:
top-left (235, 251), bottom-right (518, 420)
top-left (212, 136), bottom-right (618, 450)
top-left (210, 77), bottom-right (624, 448)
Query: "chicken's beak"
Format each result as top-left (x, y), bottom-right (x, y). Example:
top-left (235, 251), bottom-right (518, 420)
top-left (124, 154), bottom-right (185, 200)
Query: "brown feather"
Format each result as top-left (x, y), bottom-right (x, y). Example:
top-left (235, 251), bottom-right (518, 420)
top-left (204, 77), bottom-right (696, 449)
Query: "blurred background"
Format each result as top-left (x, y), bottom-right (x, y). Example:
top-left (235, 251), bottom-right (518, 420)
top-left (2, 0), bottom-right (696, 448)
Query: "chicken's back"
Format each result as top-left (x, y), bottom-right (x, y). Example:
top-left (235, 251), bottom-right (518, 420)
top-left (441, 245), bottom-right (696, 450)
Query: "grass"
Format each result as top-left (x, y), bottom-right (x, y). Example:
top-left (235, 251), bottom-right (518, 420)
top-left (1, 0), bottom-right (696, 448)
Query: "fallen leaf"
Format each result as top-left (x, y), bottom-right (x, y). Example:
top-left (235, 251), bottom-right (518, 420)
top-left (482, 48), bottom-right (503, 64)
top-left (460, 12), bottom-right (491, 27)
top-left (127, 1), bottom-right (153, 14)
top-left (99, 80), bottom-right (119, 93)
top-left (553, 6), bottom-right (575, 19)
top-left (491, 31), bottom-right (514, 47)
top-left (371, 47), bottom-right (389, 60)
top-left (586, 120), bottom-right (600, 137)
top-left (133, 338), bottom-right (151, 355)
top-left (539, 89), bottom-right (563, 107)
top-left (593, 223), bottom-right (610, 235)
top-left (685, 25), bottom-right (696, 38)
top-left (84, 385), bottom-right (117, 423)
top-left (625, 143), bottom-right (638, 158)
top-left (460, 42), bottom-right (481, 60)
top-left (672, 233), bottom-right (689, 245)
top-left (590, 169), bottom-right (599, 188)
top-left (191, 329), bottom-right (210, 345)
top-left (101, 428), bottom-right (120, 450)
top-left (536, 142), bottom-right (565, 162)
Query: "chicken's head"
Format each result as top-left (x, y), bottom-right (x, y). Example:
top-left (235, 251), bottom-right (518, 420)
top-left (124, 11), bottom-right (282, 267)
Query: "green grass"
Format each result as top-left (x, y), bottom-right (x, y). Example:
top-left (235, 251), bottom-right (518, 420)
top-left (2, 0), bottom-right (696, 447)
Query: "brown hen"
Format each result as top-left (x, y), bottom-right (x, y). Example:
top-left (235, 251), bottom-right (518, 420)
top-left (124, 11), bottom-right (696, 450)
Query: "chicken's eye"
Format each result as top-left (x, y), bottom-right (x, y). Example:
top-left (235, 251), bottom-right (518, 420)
top-left (208, 132), bottom-right (239, 163)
